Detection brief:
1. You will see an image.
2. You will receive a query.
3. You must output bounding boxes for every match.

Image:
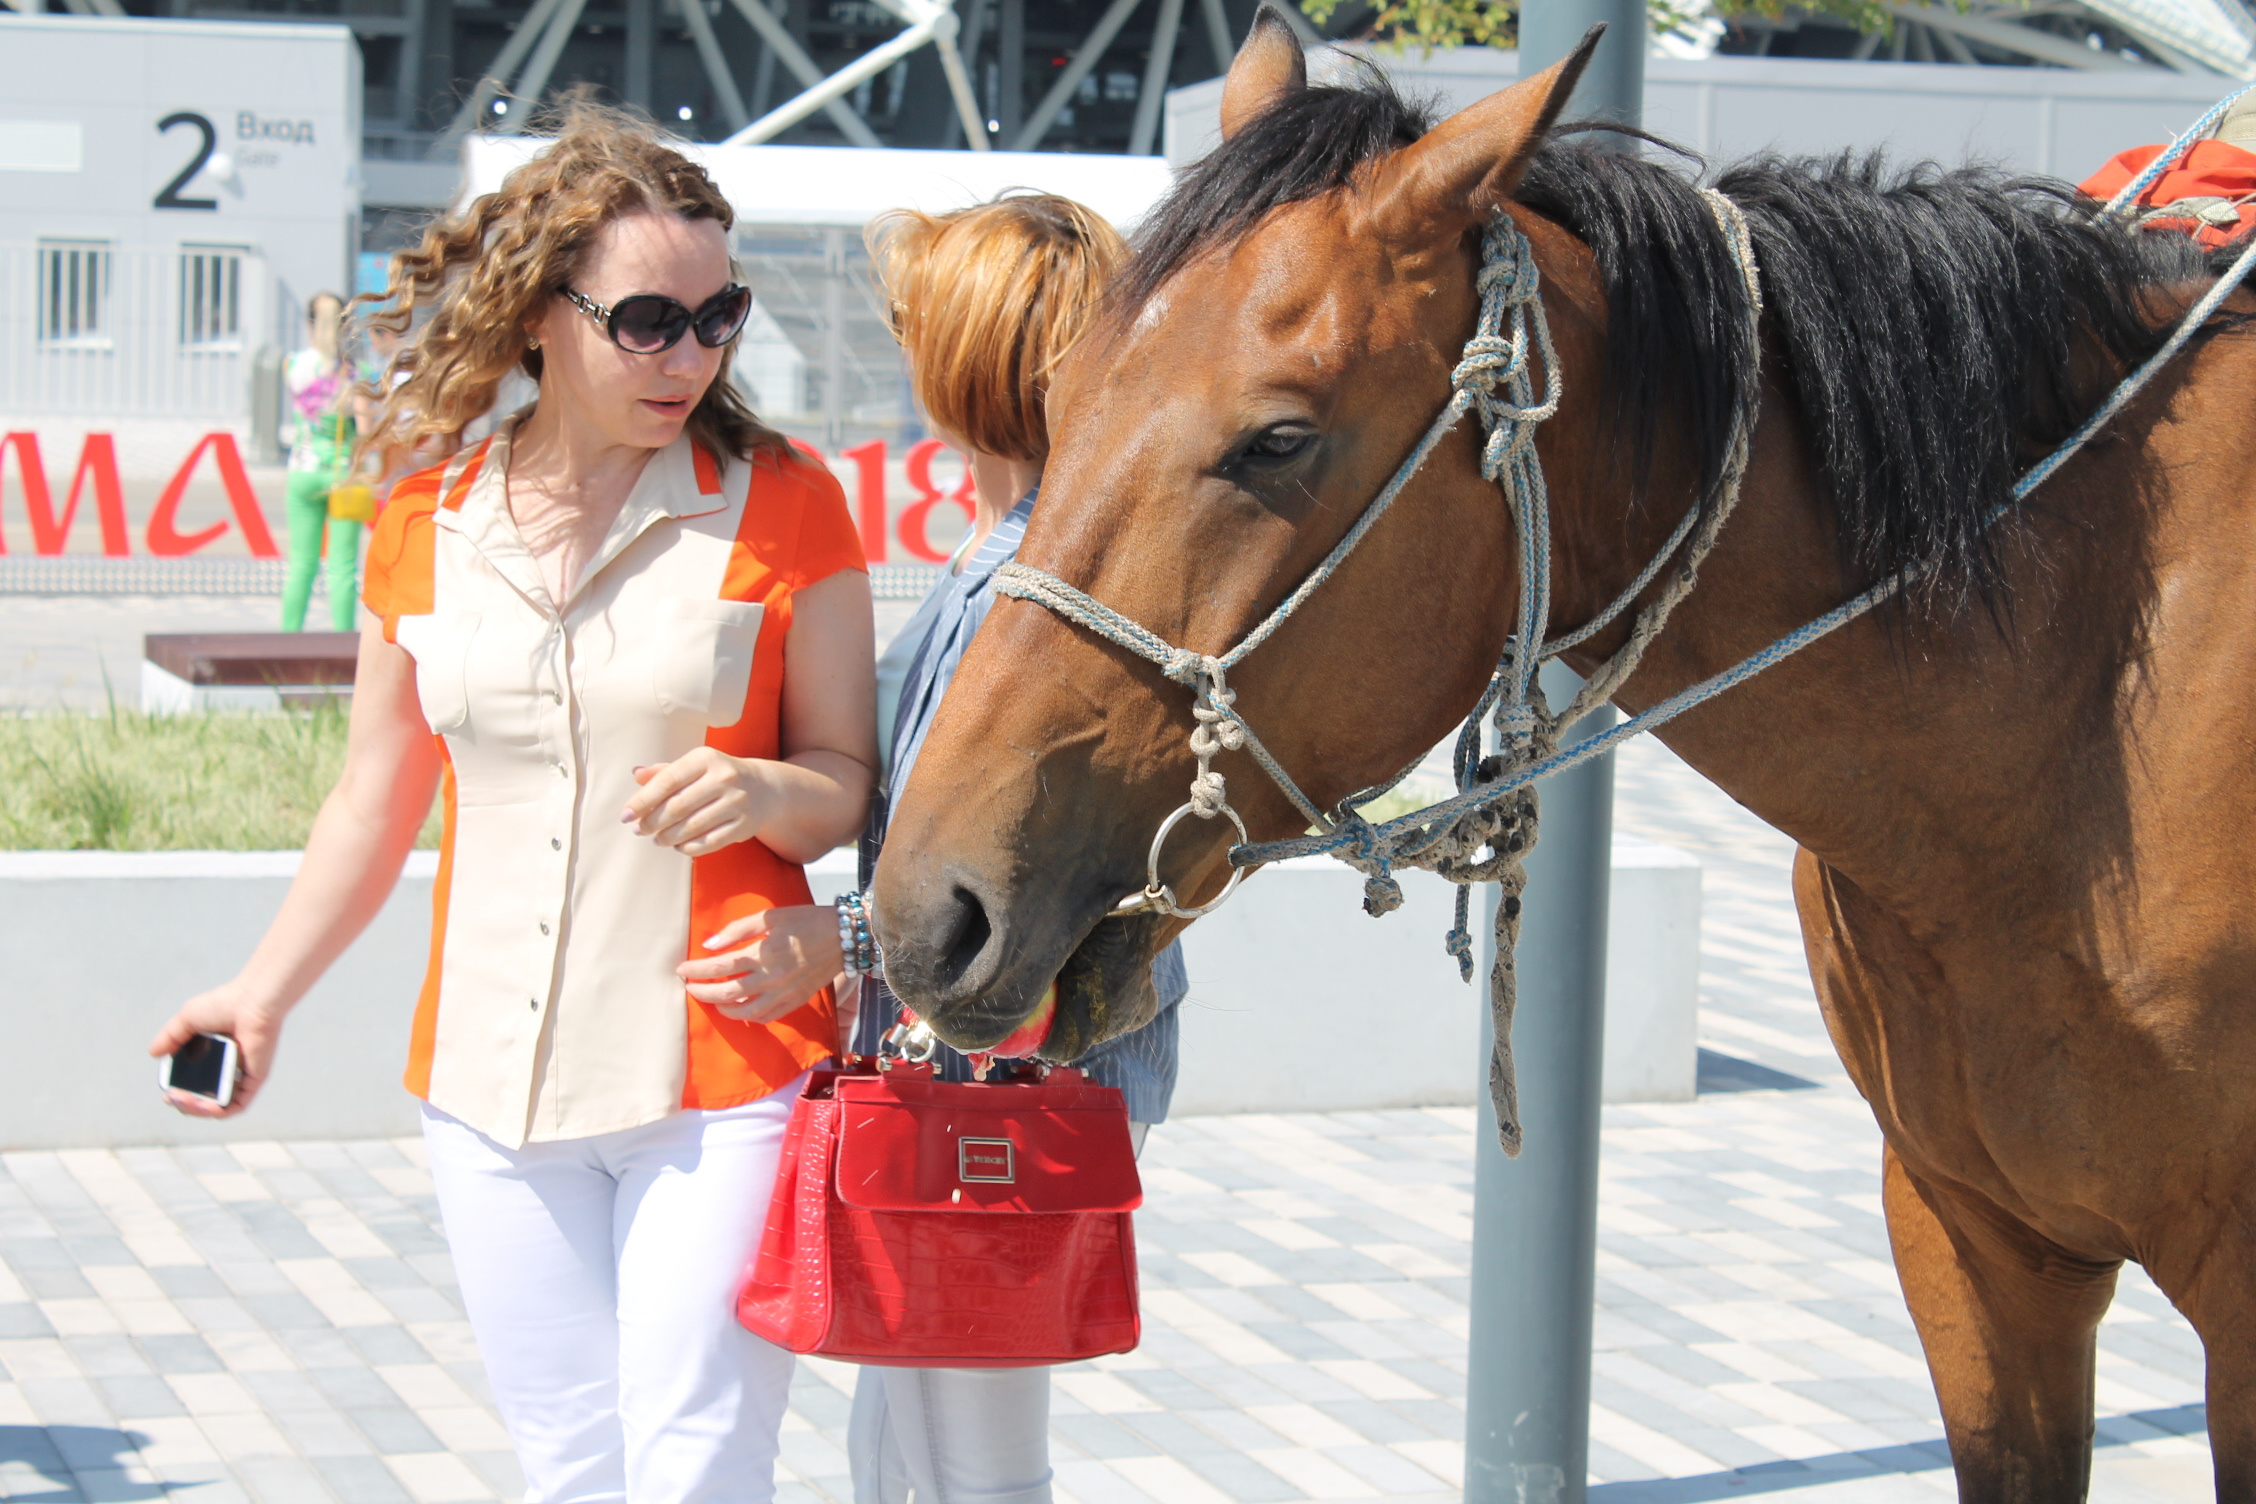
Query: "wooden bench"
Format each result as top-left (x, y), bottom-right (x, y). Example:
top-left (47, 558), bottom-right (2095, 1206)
top-left (142, 632), bottom-right (360, 714)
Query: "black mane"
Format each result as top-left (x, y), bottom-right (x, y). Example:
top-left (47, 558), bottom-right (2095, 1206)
top-left (1126, 71), bottom-right (2214, 602)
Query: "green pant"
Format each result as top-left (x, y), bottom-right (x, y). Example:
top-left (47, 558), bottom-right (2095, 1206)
top-left (282, 469), bottom-right (364, 633)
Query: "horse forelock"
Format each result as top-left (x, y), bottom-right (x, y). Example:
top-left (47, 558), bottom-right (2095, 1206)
top-left (1114, 58), bottom-right (1435, 322)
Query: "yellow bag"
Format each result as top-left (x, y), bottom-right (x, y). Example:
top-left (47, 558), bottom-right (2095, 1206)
top-left (326, 481), bottom-right (377, 525)
top-left (322, 408), bottom-right (376, 524)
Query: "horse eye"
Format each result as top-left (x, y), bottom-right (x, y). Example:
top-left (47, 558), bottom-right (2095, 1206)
top-left (1236, 424), bottom-right (1317, 466)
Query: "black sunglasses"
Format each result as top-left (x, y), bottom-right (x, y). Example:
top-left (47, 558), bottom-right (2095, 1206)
top-left (559, 283), bottom-right (753, 354)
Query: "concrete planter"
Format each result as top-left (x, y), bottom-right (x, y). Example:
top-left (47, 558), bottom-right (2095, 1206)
top-left (1, 850), bottom-right (441, 1149)
top-left (0, 844), bottom-right (1698, 1149)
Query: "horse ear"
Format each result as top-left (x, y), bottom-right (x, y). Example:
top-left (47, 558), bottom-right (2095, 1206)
top-left (1367, 26), bottom-right (1604, 242)
top-left (1220, 3), bottom-right (1308, 139)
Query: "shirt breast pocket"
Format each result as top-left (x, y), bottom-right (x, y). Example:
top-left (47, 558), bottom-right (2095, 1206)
top-left (652, 597), bottom-right (766, 727)
top-left (392, 610), bottom-right (480, 736)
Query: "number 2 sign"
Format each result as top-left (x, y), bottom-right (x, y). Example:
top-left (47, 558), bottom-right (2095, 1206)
top-left (154, 112), bottom-right (219, 212)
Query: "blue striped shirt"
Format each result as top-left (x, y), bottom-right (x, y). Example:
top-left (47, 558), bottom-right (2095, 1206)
top-left (854, 490), bottom-right (1183, 1122)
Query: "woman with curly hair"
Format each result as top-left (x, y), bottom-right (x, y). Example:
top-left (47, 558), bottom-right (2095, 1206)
top-left (149, 100), bottom-right (875, 1502)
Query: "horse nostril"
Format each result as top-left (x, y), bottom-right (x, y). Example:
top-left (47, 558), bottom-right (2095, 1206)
top-left (939, 885), bottom-right (993, 990)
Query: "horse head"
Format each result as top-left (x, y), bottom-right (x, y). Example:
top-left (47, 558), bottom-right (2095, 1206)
top-left (870, 12), bottom-right (1679, 1060)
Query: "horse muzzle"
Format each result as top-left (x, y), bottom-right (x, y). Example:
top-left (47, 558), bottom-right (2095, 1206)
top-left (870, 863), bottom-right (1166, 1063)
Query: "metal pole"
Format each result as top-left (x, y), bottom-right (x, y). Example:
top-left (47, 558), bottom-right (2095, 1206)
top-left (934, 16), bottom-right (993, 149)
top-left (1011, 0), bottom-right (1144, 151)
top-left (677, 0), bottom-right (754, 134)
top-left (1464, 664), bottom-right (1617, 1504)
top-left (727, 6), bottom-right (949, 145)
top-left (1196, 0), bottom-right (1231, 74)
top-left (821, 228), bottom-right (845, 451)
top-left (1128, 0), bottom-right (1183, 156)
top-left (997, 0), bottom-right (1024, 140)
top-left (717, 0), bottom-right (886, 147)
top-left (495, 0), bottom-right (594, 134)
top-left (624, 0), bottom-right (654, 110)
top-left (1517, 0), bottom-right (1645, 131)
top-left (940, 0), bottom-right (989, 145)
top-left (434, 0), bottom-right (569, 149)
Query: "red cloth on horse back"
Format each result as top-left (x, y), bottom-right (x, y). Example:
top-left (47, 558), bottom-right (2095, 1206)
top-left (2080, 138), bottom-right (2256, 247)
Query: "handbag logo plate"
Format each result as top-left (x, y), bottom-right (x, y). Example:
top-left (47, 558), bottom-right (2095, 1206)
top-left (958, 1137), bottom-right (1016, 1183)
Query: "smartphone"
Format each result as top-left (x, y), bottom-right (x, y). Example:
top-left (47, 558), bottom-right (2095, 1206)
top-left (159, 1033), bottom-right (239, 1108)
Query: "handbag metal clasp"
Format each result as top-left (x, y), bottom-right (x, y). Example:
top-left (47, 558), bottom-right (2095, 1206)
top-left (880, 1017), bottom-right (939, 1067)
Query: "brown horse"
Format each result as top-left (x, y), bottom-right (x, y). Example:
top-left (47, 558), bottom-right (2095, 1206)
top-left (870, 12), bottom-right (2256, 1500)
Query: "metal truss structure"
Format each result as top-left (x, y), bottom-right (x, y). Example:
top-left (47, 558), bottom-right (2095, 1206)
top-left (1728, 0), bottom-right (2255, 76)
top-left (8, 0), bottom-right (2253, 224)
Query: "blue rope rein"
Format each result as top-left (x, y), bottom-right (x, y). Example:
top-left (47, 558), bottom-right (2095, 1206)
top-left (2102, 82), bottom-right (2256, 218)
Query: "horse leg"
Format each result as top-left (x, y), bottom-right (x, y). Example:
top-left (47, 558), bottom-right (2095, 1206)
top-left (2147, 1221), bottom-right (2256, 1499)
top-left (1884, 1146), bottom-right (2122, 1503)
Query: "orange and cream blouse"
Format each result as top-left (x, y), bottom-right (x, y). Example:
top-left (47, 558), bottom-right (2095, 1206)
top-left (362, 417), bottom-right (865, 1148)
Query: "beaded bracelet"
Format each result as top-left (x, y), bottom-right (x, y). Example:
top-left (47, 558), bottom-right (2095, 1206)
top-left (836, 889), bottom-right (883, 979)
top-left (835, 897), bottom-right (861, 979)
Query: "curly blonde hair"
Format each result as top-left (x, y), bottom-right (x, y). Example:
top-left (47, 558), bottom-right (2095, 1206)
top-left (866, 192), bottom-right (1125, 462)
top-left (357, 94), bottom-right (783, 467)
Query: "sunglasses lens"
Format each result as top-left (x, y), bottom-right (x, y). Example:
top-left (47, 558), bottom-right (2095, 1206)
top-left (611, 296), bottom-right (690, 353)
top-left (696, 286), bottom-right (754, 348)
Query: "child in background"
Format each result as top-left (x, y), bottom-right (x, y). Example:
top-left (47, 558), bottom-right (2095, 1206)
top-left (280, 292), bottom-right (360, 632)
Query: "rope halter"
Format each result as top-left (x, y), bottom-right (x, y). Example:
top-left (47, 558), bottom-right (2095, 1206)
top-left (997, 197), bottom-right (1754, 931)
top-left (996, 199), bottom-right (1762, 1154)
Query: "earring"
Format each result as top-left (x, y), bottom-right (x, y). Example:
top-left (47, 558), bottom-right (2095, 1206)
top-left (527, 338), bottom-right (541, 351)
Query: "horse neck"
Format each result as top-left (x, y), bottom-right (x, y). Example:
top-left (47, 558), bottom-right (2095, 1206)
top-left (1553, 394), bottom-right (2147, 924)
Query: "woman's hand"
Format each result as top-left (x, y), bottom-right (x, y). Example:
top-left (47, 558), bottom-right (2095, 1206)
top-left (138, 629), bottom-right (441, 1122)
top-left (679, 904), bottom-right (844, 1023)
top-left (147, 981), bottom-right (285, 1119)
top-left (624, 747), bottom-right (777, 856)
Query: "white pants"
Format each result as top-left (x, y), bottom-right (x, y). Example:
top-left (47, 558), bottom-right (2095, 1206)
top-left (848, 1366), bottom-right (1053, 1504)
top-left (846, 1124), bottom-right (1146, 1504)
top-left (421, 1081), bottom-right (804, 1504)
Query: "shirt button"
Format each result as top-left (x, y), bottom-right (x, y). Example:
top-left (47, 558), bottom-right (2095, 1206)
top-left (551, 838), bottom-right (562, 850)
top-left (540, 921), bottom-right (550, 935)
top-left (529, 997), bottom-right (540, 1011)
top-left (548, 690), bottom-right (562, 703)
top-left (554, 762), bottom-right (568, 777)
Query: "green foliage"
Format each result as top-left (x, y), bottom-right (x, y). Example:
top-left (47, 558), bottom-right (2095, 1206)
top-left (1296, 0), bottom-right (1897, 53)
top-left (0, 702), bottom-right (441, 851)
top-left (1300, 0), bottom-right (1516, 50)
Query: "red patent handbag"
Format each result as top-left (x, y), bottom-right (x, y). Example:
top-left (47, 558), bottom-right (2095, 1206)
top-left (736, 1057), bottom-right (1143, 1367)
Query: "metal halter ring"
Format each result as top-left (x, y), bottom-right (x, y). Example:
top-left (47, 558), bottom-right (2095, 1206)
top-left (1113, 800), bottom-right (1251, 920)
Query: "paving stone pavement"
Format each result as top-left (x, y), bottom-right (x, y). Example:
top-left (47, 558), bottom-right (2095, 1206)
top-left (0, 740), bottom-right (2212, 1502)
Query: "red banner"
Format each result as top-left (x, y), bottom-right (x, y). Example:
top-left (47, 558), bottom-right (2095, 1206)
top-left (0, 432), bottom-right (130, 556)
top-left (1, 432), bottom-right (961, 566)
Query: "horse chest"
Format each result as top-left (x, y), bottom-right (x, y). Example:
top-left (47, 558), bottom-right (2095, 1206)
top-left (1794, 848), bottom-right (2252, 1254)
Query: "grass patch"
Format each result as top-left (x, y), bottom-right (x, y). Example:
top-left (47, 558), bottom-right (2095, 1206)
top-left (0, 701), bottom-right (442, 851)
top-left (1297, 780), bottom-right (1456, 834)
